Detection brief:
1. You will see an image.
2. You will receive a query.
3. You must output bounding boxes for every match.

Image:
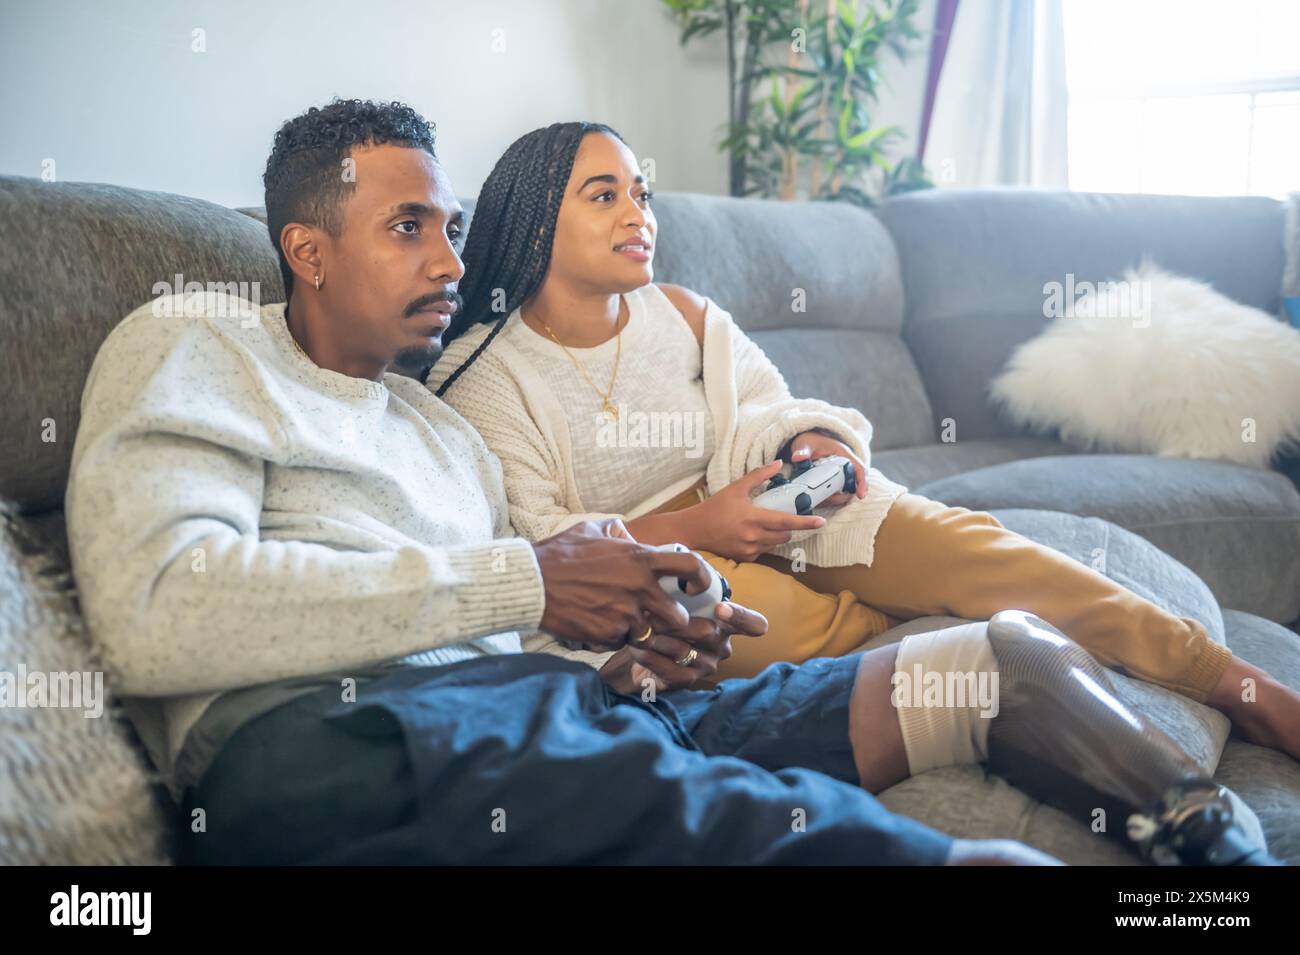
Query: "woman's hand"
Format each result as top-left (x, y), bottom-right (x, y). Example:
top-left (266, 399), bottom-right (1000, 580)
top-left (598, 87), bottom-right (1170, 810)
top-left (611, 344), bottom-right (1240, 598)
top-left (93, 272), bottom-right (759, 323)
top-left (780, 429), bottom-right (868, 506)
top-left (689, 461), bottom-right (828, 561)
top-left (1208, 656), bottom-right (1300, 762)
top-left (598, 599), bottom-right (768, 694)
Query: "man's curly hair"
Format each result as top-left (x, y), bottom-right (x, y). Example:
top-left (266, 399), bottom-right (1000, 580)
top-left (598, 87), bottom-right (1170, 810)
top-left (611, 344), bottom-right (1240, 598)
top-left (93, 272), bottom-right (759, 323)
top-left (263, 98), bottom-right (437, 296)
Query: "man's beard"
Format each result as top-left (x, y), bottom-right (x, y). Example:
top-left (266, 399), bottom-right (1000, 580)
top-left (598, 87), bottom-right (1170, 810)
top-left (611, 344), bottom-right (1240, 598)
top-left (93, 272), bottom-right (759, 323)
top-left (391, 339), bottom-right (443, 379)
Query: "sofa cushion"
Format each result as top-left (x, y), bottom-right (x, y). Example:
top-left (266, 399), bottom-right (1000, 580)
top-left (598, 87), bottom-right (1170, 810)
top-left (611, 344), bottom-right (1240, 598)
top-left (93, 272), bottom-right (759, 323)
top-left (0, 176), bottom-right (285, 513)
top-left (646, 192), bottom-right (936, 452)
top-left (1213, 738), bottom-right (1300, 866)
top-left (862, 510), bottom-right (1299, 864)
top-left (0, 503), bottom-right (174, 863)
top-left (751, 327), bottom-right (935, 450)
top-left (916, 454), bottom-right (1300, 623)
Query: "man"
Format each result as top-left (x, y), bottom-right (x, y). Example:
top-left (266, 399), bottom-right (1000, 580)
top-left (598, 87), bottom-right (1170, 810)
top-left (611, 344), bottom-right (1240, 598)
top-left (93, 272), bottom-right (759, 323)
top-left (65, 98), bottom-right (1053, 865)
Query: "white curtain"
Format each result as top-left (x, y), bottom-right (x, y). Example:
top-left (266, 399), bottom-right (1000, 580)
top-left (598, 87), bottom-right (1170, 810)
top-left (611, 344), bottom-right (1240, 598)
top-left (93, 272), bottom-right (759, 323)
top-left (924, 0), bottom-right (1069, 187)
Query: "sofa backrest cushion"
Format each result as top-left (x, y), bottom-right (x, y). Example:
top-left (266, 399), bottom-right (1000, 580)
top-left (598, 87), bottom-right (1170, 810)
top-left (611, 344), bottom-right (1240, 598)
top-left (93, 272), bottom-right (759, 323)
top-left (878, 188), bottom-right (1286, 443)
top-left (0, 176), bottom-right (285, 513)
top-left (647, 193), bottom-right (935, 450)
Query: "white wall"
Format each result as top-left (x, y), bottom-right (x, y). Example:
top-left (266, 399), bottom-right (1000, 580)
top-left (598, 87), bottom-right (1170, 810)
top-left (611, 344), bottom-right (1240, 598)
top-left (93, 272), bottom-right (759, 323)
top-left (0, 0), bottom-right (932, 207)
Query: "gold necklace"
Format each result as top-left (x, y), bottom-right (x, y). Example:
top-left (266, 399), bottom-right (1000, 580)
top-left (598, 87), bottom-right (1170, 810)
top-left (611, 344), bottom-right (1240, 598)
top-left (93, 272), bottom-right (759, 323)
top-left (285, 309), bottom-right (312, 362)
top-left (534, 301), bottom-right (626, 421)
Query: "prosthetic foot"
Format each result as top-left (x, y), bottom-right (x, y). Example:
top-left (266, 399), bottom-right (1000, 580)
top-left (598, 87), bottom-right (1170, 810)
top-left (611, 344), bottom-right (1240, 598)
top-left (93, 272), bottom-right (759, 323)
top-left (983, 610), bottom-right (1279, 866)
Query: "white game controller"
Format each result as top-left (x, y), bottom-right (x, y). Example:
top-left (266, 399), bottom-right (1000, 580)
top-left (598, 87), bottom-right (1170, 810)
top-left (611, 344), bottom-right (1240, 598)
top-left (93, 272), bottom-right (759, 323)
top-left (653, 543), bottom-right (731, 621)
top-left (751, 454), bottom-right (857, 516)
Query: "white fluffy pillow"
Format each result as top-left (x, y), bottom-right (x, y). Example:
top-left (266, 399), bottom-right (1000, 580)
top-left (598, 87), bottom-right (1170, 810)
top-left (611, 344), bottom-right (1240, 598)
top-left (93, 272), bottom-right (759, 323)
top-left (990, 261), bottom-right (1300, 468)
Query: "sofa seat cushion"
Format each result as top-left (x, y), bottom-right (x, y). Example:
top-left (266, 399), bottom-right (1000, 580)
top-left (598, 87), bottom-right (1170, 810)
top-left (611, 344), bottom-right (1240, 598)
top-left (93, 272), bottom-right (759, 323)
top-left (1213, 738), bottom-right (1300, 866)
top-left (914, 454), bottom-right (1300, 623)
top-left (862, 512), bottom-right (1300, 863)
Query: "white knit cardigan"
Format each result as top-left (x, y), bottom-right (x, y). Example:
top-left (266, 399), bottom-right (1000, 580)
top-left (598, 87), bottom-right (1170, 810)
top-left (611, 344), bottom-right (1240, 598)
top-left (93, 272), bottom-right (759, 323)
top-left (427, 287), bottom-right (909, 570)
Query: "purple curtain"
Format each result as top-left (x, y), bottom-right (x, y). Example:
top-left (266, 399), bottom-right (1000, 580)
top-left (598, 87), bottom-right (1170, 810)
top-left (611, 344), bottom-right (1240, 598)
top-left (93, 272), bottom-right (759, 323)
top-left (917, 0), bottom-right (960, 162)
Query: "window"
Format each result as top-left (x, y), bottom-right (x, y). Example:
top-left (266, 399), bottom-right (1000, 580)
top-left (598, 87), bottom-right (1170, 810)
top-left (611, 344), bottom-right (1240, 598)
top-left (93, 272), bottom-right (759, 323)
top-left (1063, 0), bottom-right (1300, 197)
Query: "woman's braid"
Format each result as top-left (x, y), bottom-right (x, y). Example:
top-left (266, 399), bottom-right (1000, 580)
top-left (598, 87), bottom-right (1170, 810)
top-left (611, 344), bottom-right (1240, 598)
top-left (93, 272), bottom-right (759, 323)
top-left (431, 121), bottom-right (625, 397)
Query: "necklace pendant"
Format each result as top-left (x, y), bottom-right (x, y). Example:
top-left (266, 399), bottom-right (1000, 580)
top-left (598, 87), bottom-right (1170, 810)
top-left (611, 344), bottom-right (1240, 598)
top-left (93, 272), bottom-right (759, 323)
top-left (602, 398), bottom-right (618, 420)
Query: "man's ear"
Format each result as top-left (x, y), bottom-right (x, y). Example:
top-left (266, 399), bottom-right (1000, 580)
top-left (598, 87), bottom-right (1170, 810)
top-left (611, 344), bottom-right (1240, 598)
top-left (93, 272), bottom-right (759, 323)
top-left (281, 223), bottom-right (323, 288)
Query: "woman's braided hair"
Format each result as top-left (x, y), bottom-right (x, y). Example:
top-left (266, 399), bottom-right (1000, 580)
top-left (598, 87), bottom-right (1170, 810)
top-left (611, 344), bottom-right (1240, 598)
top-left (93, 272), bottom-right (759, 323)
top-left (431, 121), bottom-right (626, 398)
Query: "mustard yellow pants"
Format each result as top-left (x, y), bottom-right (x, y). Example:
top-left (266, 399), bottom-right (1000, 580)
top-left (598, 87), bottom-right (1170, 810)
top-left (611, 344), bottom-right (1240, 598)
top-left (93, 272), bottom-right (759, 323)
top-left (649, 477), bottom-right (1232, 703)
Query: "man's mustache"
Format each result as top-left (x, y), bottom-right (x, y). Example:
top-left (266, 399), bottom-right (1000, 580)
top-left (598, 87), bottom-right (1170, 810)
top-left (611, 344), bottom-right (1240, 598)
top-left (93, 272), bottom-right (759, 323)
top-left (405, 289), bottom-right (463, 319)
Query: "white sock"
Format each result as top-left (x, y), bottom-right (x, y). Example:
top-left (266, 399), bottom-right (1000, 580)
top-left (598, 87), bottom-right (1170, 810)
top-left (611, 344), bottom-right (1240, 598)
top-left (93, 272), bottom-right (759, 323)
top-left (1222, 787), bottom-right (1269, 851)
top-left (891, 622), bottom-right (1000, 776)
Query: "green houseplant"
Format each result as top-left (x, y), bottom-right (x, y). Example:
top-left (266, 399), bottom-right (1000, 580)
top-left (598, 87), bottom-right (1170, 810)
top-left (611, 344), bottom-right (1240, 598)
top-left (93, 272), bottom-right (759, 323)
top-left (662, 0), bottom-right (931, 206)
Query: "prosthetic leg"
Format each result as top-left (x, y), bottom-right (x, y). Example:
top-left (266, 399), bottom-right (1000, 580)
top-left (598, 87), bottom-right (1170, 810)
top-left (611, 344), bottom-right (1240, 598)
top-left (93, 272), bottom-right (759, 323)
top-left (984, 610), bottom-right (1279, 866)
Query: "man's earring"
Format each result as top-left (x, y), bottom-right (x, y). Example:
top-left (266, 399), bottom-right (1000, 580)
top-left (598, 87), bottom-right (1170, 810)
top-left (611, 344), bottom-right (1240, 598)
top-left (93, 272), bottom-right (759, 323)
top-left (314, 274), bottom-right (322, 291)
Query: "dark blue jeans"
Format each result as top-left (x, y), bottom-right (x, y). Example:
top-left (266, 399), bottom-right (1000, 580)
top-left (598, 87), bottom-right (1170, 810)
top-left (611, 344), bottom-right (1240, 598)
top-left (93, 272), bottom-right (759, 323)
top-left (179, 652), bottom-right (953, 865)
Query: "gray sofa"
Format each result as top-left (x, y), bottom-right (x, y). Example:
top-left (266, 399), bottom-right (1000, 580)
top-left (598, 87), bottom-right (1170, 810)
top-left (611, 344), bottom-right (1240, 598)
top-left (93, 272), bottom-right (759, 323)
top-left (2, 174), bottom-right (1298, 865)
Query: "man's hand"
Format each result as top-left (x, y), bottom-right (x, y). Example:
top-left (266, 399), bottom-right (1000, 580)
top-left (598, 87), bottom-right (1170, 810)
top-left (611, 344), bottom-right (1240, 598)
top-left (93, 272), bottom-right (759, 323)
top-left (531, 518), bottom-right (729, 653)
top-left (598, 599), bottom-right (768, 695)
top-left (779, 429), bottom-right (868, 506)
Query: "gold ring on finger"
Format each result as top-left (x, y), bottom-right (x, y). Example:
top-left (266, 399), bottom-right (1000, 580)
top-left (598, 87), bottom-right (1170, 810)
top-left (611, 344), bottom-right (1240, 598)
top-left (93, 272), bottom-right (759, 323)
top-left (674, 647), bottom-right (699, 667)
top-left (633, 624), bottom-right (653, 645)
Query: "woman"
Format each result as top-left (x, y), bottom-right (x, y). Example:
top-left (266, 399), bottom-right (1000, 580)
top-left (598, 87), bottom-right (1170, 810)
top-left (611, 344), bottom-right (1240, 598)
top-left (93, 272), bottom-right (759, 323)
top-left (425, 121), bottom-right (1300, 790)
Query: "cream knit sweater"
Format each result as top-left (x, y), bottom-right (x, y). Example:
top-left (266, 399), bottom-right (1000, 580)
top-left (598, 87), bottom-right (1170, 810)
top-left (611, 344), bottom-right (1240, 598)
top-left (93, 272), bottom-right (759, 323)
top-left (428, 283), bottom-right (910, 569)
top-left (65, 293), bottom-right (548, 792)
